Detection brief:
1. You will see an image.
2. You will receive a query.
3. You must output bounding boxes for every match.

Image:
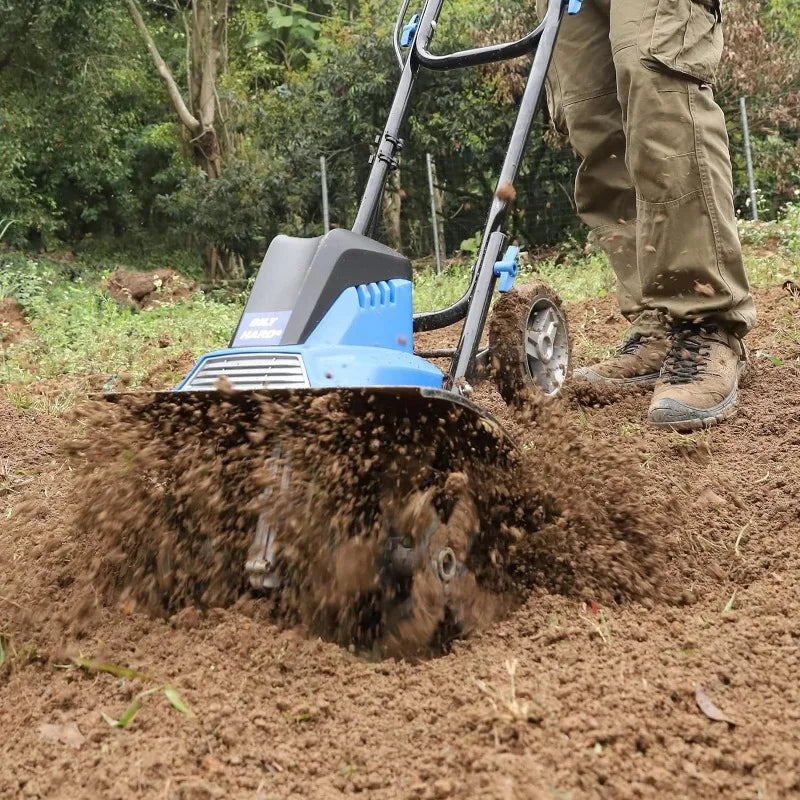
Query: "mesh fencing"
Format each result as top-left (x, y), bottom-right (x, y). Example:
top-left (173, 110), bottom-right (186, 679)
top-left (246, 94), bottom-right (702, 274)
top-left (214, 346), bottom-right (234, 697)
top-left (317, 97), bottom-right (798, 263)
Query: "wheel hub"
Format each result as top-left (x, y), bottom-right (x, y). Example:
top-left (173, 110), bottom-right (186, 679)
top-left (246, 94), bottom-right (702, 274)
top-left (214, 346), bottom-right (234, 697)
top-left (524, 298), bottom-right (569, 395)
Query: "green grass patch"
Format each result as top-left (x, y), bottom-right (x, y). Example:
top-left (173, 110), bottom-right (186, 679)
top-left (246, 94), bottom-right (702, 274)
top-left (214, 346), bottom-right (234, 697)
top-left (1, 205), bottom-right (797, 402)
top-left (0, 252), bottom-right (239, 391)
top-left (413, 206), bottom-right (800, 313)
top-left (412, 248), bottom-right (615, 313)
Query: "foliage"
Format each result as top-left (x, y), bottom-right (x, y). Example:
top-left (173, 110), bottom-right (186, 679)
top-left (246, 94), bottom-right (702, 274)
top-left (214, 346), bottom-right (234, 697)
top-left (0, 0), bottom-right (796, 267)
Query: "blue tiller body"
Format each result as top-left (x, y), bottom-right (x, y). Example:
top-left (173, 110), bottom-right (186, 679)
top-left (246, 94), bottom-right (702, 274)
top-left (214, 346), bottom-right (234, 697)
top-left (177, 0), bottom-right (580, 400)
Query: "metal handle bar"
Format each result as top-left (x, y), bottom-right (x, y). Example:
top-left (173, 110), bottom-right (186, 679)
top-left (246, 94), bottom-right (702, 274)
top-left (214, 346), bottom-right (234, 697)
top-left (413, 20), bottom-right (546, 71)
top-left (412, 0), bottom-right (566, 336)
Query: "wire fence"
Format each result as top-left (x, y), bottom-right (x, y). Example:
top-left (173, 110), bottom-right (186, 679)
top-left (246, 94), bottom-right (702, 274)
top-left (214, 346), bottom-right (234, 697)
top-left (725, 98), bottom-right (800, 223)
top-left (315, 96), bottom-right (799, 264)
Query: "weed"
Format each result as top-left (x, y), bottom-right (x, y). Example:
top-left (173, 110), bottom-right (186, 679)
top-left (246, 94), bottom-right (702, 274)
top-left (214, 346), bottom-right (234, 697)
top-left (1, 206), bottom-right (797, 402)
top-left (284, 712), bottom-right (313, 724)
top-left (723, 591), bottom-right (737, 614)
top-left (619, 422), bottom-right (644, 437)
top-left (585, 609), bottom-right (613, 646)
top-left (474, 658), bottom-right (539, 723)
top-left (0, 252), bottom-right (239, 391)
top-left (70, 656), bottom-right (152, 681)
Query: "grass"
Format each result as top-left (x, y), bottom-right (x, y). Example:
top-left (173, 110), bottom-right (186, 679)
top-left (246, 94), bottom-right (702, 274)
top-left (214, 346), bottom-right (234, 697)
top-left (412, 248), bottom-right (615, 313)
top-left (414, 204), bottom-right (800, 312)
top-left (0, 252), bottom-right (240, 394)
top-left (1, 204), bottom-right (798, 409)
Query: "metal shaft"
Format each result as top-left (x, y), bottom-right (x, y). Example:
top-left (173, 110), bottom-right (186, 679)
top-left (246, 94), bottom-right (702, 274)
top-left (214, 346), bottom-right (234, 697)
top-left (351, 0), bottom-right (440, 236)
top-left (426, 152), bottom-right (443, 274)
top-left (320, 155), bottom-right (330, 233)
top-left (448, 0), bottom-right (565, 387)
top-left (739, 96), bottom-right (758, 222)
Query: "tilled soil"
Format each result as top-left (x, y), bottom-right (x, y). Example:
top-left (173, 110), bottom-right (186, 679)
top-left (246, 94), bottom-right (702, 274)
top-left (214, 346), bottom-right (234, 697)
top-left (1, 283), bottom-right (800, 799)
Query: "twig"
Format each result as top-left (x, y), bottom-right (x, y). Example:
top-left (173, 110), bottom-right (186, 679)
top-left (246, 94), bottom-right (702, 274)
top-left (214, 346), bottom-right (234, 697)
top-left (0, 594), bottom-right (22, 609)
top-left (734, 517), bottom-right (754, 558)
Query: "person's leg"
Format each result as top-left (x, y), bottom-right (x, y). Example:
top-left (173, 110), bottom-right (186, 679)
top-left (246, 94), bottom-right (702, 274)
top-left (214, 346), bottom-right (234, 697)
top-left (536, 0), bottom-right (668, 385)
top-left (610, 0), bottom-right (755, 428)
top-left (609, 0), bottom-right (755, 336)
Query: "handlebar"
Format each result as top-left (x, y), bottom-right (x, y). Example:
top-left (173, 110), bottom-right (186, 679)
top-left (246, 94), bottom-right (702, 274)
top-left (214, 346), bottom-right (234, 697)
top-left (414, 21), bottom-right (546, 70)
top-left (394, 0), bottom-right (569, 73)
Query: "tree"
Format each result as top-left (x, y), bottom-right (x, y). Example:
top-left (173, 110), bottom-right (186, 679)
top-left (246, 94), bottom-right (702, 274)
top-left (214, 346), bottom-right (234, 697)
top-left (126, 0), bottom-right (242, 280)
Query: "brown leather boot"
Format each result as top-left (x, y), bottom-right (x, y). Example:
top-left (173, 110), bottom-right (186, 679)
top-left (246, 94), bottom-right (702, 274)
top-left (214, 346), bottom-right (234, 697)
top-left (574, 335), bottom-right (669, 385)
top-left (648, 325), bottom-right (748, 431)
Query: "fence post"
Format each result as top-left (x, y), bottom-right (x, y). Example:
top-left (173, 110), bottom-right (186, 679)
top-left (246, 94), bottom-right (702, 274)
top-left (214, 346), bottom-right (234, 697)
top-left (426, 152), bottom-right (443, 274)
top-left (739, 96), bottom-right (758, 222)
top-left (320, 155), bottom-right (330, 233)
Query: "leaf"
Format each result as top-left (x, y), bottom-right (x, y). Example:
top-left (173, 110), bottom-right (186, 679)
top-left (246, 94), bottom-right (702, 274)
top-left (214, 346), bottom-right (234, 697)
top-left (163, 686), bottom-right (193, 716)
top-left (722, 591), bottom-right (737, 613)
top-left (266, 8), bottom-right (295, 28)
top-left (71, 657), bottom-right (152, 681)
top-left (0, 633), bottom-right (7, 667)
top-left (101, 696), bottom-right (143, 729)
top-left (695, 685), bottom-right (736, 725)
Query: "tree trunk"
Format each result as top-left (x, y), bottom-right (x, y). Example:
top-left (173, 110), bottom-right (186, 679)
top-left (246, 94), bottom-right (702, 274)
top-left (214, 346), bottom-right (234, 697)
top-left (382, 169), bottom-right (403, 252)
top-left (128, 0), bottom-right (242, 281)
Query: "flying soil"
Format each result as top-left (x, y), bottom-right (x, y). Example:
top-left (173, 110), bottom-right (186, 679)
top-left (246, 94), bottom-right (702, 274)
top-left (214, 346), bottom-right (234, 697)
top-left (81, 0), bottom-right (584, 655)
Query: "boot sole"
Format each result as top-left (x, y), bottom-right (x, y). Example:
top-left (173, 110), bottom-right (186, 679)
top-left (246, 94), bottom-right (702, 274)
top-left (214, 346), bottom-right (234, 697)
top-left (647, 362), bottom-right (748, 432)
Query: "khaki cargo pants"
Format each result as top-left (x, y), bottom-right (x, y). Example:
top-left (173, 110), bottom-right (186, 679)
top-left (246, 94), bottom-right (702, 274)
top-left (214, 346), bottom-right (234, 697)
top-left (536, 0), bottom-right (756, 337)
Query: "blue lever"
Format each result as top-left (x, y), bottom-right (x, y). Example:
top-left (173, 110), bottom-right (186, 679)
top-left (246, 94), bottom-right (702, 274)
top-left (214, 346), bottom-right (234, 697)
top-left (494, 245), bottom-right (520, 293)
top-left (568, 0), bottom-right (583, 13)
top-left (400, 14), bottom-right (420, 47)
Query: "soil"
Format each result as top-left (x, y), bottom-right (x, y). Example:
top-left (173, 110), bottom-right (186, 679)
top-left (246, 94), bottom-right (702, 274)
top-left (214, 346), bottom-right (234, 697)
top-left (0, 297), bottom-right (30, 346)
top-left (103, 268), bottom-right (195, 309)
top-left (2, 283), bottom-right (800, 799)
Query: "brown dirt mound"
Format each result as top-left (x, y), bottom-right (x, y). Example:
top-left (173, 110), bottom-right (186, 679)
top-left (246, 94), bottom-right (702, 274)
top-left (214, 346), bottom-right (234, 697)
top-left (63, 382), bottom-right (664, 658)
top-left (0, 296), bottom-right (29, 346)
top-left (103, 268), bottom-right (194, 309)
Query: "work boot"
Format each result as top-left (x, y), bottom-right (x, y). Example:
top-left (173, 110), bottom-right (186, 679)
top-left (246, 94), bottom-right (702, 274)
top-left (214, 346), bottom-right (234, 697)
top-left (648, 324), bottom-right (748, 431)
top-left (574, 335), bottom-right (669, 385)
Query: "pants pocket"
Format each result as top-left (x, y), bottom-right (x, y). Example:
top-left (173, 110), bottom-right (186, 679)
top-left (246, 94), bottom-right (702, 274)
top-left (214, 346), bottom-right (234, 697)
top-left (642, 0), bottom-right (723, 85)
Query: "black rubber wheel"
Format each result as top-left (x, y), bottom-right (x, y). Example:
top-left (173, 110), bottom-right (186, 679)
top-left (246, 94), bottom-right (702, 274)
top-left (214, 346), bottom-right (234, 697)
top-left (488, 281), bottom-right (571, 404)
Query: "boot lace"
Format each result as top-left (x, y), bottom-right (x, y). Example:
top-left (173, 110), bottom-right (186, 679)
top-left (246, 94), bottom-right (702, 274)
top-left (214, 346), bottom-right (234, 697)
top-left (619, 336), bottom-right (646, 356)
top-left (663, 324), bottom-right (713, 385)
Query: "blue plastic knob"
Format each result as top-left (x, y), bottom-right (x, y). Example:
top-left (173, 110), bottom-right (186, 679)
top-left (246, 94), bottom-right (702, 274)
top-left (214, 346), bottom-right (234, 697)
top-left (400, 14), bottom-right (420, 47)
top-left (494, 245), bottom-right (520, 294)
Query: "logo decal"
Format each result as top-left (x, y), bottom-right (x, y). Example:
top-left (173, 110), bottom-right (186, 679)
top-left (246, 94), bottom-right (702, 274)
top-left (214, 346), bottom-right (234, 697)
top-left (233, 311), bottom-right (291, 346)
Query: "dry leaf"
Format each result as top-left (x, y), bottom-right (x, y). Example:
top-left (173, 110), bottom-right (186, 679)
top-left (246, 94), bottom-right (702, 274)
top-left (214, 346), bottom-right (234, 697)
top-left (695, 685), bottom-right (736, 725)
top-left (694, 488), bottom-right (726, 509)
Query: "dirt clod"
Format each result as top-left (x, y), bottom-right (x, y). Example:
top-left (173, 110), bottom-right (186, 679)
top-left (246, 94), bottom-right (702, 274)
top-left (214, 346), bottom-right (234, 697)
top-left (103, 268), bottom-right (194, 309)
top-left (0, 297), bottom-right (29, 345)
